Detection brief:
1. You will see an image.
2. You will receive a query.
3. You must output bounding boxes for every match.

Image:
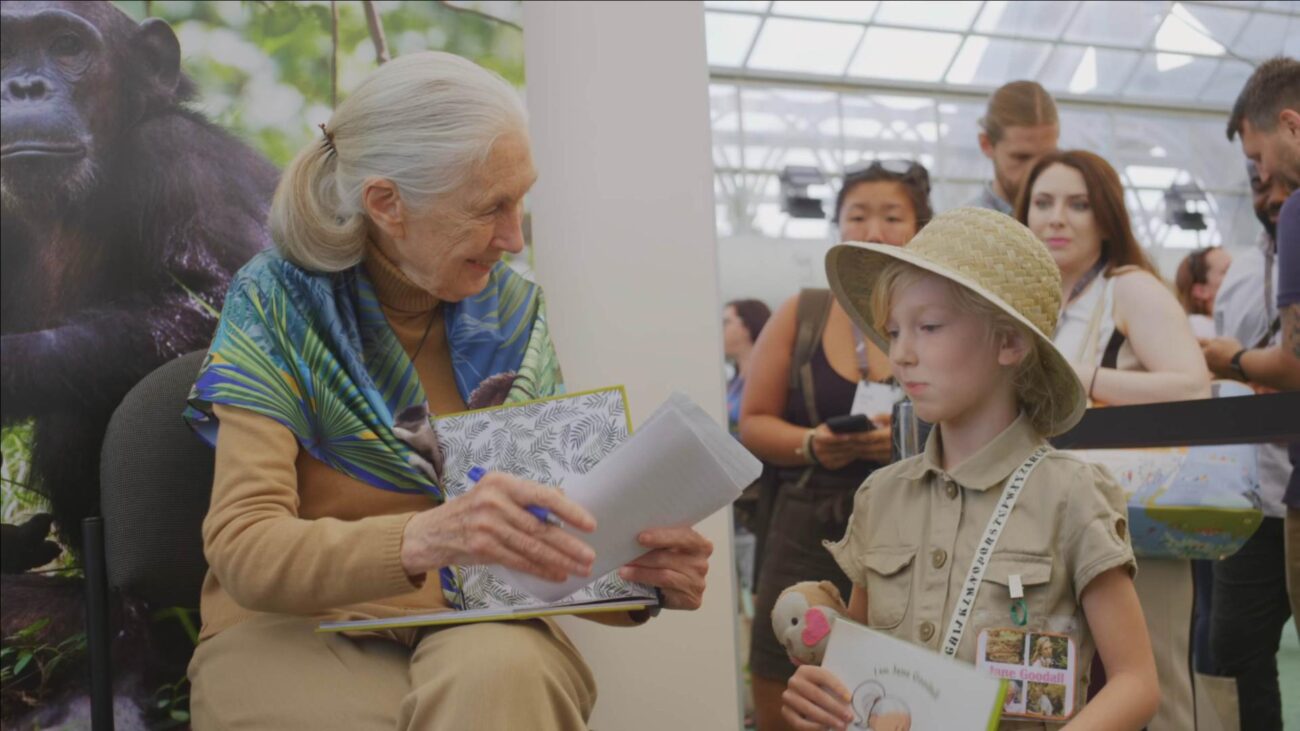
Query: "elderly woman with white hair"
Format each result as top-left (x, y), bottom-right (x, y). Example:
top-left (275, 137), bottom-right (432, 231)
top-left (181, 51), bottom-right (713, 730)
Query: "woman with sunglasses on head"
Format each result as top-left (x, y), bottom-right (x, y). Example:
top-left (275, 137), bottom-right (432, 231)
top-left (739, 160), bottom-right (932, 731)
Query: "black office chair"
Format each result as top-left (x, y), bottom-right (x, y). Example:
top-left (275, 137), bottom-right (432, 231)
top-left (84, 351), bottom-right (213, 731)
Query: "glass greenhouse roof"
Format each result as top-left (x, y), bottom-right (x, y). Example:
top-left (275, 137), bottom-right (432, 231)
top-left (705, 1), bottom-right (1299, 108)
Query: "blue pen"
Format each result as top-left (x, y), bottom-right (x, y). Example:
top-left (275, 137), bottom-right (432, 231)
top-left (467, 465), bottom-right (564, 527)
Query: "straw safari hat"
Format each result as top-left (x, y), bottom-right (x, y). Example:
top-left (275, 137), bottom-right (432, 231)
top-left (825, 206), bottom-right (1086, 436)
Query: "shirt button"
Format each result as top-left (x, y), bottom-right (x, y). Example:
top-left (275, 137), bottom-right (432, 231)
top-left (945, 482), bottom-right (959, 499)
top-left (919, 621), bottom-right (935, 642)
top-left (932, 548), bottom-right (948, 569)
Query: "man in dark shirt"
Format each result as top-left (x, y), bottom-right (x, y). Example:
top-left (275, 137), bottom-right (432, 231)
top-left (1278, 192), bottom-right (1300, 629)
top-left (1199, 55), bottom-right (1300, 731)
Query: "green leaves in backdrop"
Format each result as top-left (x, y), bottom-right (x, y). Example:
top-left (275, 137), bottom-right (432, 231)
top-left (113, 1), bottom-right (525, 168)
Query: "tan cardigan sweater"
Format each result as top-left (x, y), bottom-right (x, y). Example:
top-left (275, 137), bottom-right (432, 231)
top-left (198, 246), bottom-right (464, 644)
top-left (199, 247), bottom-right (640, 645)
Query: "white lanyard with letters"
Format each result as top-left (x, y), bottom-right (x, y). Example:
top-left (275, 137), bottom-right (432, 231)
top-left (940, 445), bottom-right (1052, 658)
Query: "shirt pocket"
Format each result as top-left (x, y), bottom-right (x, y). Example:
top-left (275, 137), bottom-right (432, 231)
top-left (983, 552), bottom-right (1053, 616)
top-left (863, 546), bottom-right (917, 630)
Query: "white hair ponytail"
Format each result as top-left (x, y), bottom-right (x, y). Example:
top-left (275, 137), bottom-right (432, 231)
top-left (269, 51), bottom-right (527, 272)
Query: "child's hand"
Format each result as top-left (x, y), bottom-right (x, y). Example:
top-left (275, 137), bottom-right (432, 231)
top-left (782, 665), bottom-right (855, 731)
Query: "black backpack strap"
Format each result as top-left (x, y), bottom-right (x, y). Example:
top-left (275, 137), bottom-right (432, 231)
top-left (1256, 316), bottom-right (1281, 349)
top-left (1100, 329), bottom-right (1126, 370)
top-left (790, 288), bottom-right (834, 427)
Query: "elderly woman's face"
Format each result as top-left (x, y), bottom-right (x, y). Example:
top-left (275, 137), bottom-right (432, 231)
top-left (379, 131), bottom-right (537, 301)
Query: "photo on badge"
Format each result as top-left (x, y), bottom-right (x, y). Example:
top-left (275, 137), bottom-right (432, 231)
top-left (1028, 633), bottom-right (1070, 669)
top-left (1003, 679), bottom-right (1024, 714)
top-left (975, 627), bottom-right (1077, 721)
top-left (984, 628), bottom-right (1028, 665)
top-left (1027, 681), bottom-right (1068, 717)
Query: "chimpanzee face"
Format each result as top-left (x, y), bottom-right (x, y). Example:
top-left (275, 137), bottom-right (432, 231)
top-left (0, 1), bottom-right (180, 215)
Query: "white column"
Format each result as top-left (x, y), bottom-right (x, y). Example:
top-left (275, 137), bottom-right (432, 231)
top-left (523, 2), bottom-right (741, 730)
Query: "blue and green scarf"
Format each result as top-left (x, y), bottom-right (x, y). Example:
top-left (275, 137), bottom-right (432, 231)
top-left (184, 249), bottom-right (563, 606)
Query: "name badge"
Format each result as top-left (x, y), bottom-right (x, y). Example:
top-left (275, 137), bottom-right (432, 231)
top-left (851, 381), bottom-right (903, 419)
top-left (976, 627), bottom-right (1077, 722)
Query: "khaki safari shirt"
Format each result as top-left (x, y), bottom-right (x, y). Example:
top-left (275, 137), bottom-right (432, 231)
top-left (826, 414), bottom-right (1135, 729)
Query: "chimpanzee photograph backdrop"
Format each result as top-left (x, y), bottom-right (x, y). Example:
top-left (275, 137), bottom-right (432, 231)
top-left (0, 1), bottom-right (525, 727)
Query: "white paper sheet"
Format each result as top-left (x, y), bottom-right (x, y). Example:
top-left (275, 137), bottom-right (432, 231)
top-left (499, 392), bottom-right (761, 602)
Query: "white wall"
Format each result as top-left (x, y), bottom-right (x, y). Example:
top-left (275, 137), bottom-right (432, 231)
top-left (718, 234), bottom-right (834, 312)
top-left (523, 3), bottom-right (742, 730)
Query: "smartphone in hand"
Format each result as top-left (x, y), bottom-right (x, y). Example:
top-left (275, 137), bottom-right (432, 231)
top-left (825, 413), bottom-right (874, 434)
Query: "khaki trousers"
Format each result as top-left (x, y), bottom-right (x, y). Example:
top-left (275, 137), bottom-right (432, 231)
top-left (1134, 558), bottom-right (1195, 731)
top-left (189, 614), bottom-right (596, 730)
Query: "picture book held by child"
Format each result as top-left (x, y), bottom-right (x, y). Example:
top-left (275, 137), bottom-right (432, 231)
top-left (821, 619), bottom-right (1005, 730)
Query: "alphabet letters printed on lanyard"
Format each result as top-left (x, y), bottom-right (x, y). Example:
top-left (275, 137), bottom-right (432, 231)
top-left (940, 446), bottom-right (1050, 658)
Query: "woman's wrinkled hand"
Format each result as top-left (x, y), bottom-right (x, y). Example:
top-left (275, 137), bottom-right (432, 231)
top-left (810, 414), bottom-right (893, 469)
top-left (782, 664), bottom-right (855, 731)
top-left (618, 527), bottom-right (713, 610)
top-left (400, 471), bottom-right (596, 582)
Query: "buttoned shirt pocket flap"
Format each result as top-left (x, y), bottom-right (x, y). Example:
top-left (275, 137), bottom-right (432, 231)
top-left (984, 553), bottom-right (1052, 589)
top-left (863, 547), bottom-right (917, 630)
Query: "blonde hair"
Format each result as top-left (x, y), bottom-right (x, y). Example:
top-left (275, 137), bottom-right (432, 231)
top-left (869, 261), bottom-right (1060, 435)
top-left (980, 80), bottom-right (1058, 145)
top-left (1031, 636), bottom-right (1055, 662)
top-left (270, 52), bottom-right (527, 272)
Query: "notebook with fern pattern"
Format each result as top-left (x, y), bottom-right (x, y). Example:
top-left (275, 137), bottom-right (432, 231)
top-left (319, 386), bottom-right (656, 632)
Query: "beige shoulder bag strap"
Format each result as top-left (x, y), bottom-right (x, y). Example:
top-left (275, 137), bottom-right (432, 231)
top-left (790, 288), bottom-right (834, 427)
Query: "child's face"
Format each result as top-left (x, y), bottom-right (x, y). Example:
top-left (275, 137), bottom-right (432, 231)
top-left (884, 274), bottom-right (1021, 426)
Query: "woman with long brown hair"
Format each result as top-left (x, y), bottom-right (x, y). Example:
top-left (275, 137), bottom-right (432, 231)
top-left (1017, 149), bottom-right (1210, 731)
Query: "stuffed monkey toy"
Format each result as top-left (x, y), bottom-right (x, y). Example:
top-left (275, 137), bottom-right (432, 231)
top-left (771, 580), bottom-right (849, 666)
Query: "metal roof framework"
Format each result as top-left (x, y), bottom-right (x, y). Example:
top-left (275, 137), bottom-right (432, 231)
top-left (705, 0), bottom-right (1299, 253)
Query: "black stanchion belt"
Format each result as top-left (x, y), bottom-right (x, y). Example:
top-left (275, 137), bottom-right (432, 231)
top-left (1052, 392), bottom-right (1299, 450)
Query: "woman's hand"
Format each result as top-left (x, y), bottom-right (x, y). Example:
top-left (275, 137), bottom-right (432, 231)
top-left (810, 414), bottom-right (894, 469)
top-left (400, 471), bottom-right (597, 582)
top-left (782, 665), bottom-right (855, 731)
top-left (853, 413), bottom-right (893, 463)
top-left (619, 527), bottom-right (713, 610)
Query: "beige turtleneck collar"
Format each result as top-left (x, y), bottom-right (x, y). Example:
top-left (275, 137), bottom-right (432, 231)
top-left (362, 242), bottom-right (441, 314)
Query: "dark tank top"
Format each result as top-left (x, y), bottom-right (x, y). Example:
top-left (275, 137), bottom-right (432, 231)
top-left (783, 342), bottom-right (878, 484)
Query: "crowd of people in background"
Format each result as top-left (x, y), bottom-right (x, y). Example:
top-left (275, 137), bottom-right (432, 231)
top-left (725, 56), bottom-right (1300, 731)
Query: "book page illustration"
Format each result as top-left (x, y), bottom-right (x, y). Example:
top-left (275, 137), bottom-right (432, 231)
top-left (822, 621), bottom-right (1004, 730)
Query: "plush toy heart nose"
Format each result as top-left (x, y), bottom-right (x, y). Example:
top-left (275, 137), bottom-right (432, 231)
top-left (801, 608), bottom-right (832, 647)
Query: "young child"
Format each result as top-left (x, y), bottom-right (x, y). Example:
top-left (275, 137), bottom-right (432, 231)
top-left (780, 208), bottom-right (1159, 730)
